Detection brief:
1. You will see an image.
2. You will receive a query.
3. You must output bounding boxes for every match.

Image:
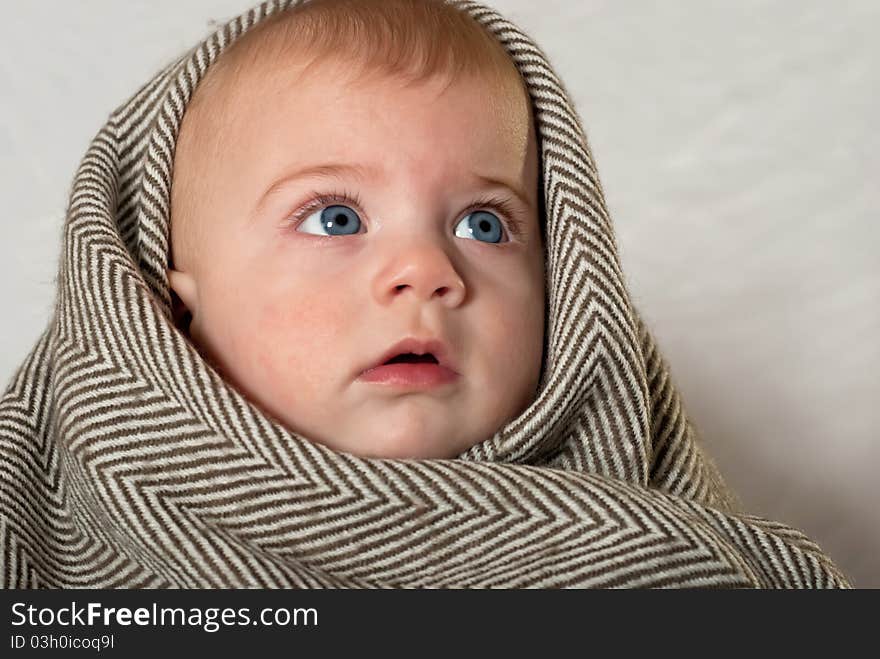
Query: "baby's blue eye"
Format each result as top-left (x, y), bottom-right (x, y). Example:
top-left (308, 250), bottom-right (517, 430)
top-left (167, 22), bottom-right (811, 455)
top-left (454, 211), bottom-right (505, 244)
top-left (295, 204), bottom-right (507, 243)
top-left (296, 205), bottom-right (362, 236)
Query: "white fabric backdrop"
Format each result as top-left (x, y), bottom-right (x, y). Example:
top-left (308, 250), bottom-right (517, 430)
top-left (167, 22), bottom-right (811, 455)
top-left (0, 0), bottom-right (876, 586)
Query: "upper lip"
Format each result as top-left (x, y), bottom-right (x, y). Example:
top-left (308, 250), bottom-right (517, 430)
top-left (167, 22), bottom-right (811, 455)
top-left (361, 337), bottom-right (458, 375)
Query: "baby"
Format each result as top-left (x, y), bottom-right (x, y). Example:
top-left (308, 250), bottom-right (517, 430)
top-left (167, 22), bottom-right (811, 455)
top-left (167, 0), bottom-right (546, 460)
top-left (0, 0), bottom-right (853, 591)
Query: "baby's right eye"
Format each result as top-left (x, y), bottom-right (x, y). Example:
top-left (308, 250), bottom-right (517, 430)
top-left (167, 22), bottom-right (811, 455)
top-left (296, 205), bottom-right (363, 236)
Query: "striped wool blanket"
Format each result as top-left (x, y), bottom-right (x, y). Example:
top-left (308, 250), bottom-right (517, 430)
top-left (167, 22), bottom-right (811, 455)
top-left (0, 0), bottom-right (851, 587)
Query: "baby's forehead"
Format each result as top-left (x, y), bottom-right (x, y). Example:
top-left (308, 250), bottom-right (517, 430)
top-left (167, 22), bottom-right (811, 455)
top-left (214, 49), bottom-right (524, 113)
top-left (184, 46), bottom-right (536, 180)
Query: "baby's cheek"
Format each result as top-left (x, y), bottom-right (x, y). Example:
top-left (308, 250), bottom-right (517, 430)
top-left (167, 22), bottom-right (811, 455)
top-left (250, 285), bottom-right (354, 400)
top-left (480, 284), bottom-right (544, 403)
top-left (485, 305), bottom-right (530, 377)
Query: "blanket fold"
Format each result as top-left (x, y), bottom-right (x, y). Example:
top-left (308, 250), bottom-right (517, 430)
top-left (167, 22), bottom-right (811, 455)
top-left (0, 0), bottom-right (850, 587)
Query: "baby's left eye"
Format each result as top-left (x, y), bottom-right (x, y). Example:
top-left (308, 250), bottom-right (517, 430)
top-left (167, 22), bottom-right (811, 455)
top-left (454, 211), bottom-right (507, 244)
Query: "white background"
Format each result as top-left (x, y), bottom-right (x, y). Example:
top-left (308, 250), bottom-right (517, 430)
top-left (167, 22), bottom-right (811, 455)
top-left (0, 1), bottom-right (877, 586)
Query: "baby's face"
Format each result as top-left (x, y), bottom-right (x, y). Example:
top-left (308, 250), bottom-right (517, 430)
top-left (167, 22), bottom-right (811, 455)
top-left (170, 55), bottom-right (545, 458)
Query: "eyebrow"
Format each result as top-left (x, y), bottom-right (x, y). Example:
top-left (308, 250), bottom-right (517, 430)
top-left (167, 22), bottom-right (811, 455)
top-left (253, 162), bottom-right (534, 215)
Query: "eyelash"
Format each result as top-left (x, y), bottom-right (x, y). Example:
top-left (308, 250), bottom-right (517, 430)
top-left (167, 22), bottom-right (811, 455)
top-left (287, 188), bottom-right (525, 241)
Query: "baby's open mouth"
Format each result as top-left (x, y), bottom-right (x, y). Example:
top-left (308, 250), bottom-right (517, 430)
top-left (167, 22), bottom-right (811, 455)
top-left (360, 340), bottom-right (458, 388)
top-left (383, 352), bottom-right (439, 365)
top-left (357, 337), bottom-right (460, 388)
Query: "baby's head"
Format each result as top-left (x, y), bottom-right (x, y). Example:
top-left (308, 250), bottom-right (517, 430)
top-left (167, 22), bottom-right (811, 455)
top-left (168, 0), bottom-right (545, 459)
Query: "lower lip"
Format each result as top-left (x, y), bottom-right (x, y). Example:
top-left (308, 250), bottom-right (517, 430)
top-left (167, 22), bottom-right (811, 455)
top-left (358, 363), bottom-right (460, 387)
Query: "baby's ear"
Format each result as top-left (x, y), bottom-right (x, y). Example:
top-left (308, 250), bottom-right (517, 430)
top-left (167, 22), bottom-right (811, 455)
top-left (167, 269), bottom-right (198, 332)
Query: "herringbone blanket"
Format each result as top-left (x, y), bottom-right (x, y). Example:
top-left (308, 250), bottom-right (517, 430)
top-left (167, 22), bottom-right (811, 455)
top-left (0, 0), bottom-right (851, 587)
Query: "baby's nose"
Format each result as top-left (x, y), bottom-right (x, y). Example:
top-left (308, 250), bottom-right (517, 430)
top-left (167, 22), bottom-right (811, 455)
top-left (372, 244), bottom-right (466, 308)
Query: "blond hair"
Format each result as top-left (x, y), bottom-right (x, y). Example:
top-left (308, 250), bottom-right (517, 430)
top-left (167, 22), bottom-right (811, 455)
top-left (216, 0), bottom-right (523, 90)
